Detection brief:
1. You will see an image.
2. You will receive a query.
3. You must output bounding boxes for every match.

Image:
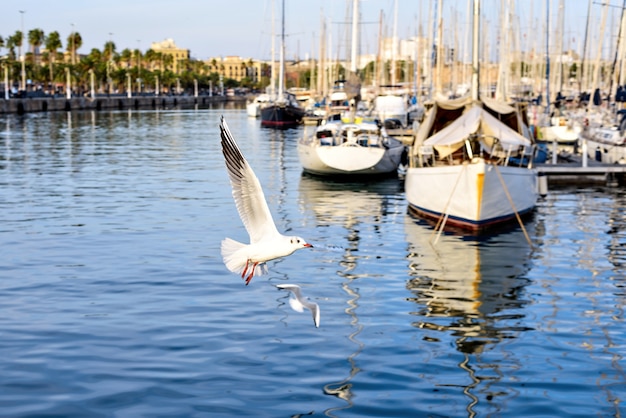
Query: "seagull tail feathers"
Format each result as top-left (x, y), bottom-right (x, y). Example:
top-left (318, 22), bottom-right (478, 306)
top-left (221, 238), bottom-right (269, 277)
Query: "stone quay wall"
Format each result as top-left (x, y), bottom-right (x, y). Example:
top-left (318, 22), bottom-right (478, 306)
top-left (0, 95), bottom-right (246, 115)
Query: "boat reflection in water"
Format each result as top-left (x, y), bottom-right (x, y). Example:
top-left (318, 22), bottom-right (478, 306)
top-left (298, 174), bottom-right (403, 415)
top-left (404, 214), bottom-right (536, 413)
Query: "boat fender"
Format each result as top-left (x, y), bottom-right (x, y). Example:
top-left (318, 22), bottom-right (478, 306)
top-left (538, 173), bottom-right (548, 197)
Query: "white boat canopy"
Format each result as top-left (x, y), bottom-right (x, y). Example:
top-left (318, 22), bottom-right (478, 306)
top-left (414, 97), bottom-right (532, 159)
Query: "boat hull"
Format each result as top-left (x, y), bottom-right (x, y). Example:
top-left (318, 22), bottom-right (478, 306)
top-left (582, 127), bottom-right (626, 164)
top-left (405, 159), bottom-right (538, 231)
top-left (246, 102), bottom-right (261, 117)
top-left (261, 104), bottom-right (305, 128)
top-left (298, 141), bottom-right (405, 176)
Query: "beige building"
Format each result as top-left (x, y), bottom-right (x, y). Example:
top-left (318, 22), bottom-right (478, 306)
top-left (205, 56), bottom-right (262, 83)
top-left (150, 38), bottom-right (190, 74)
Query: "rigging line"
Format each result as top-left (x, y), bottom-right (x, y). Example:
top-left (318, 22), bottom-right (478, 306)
top-left (430, 163), bottom-right (466, 246)
top-left (493, 164), bottom-right (533, 248)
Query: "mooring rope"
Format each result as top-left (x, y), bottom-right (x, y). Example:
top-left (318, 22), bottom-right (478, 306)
top-left (493, 164), bottom-right (534, 248)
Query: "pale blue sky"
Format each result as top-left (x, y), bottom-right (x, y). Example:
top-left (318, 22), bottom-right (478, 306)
top-left (1, 0), bottom-right (614, 62)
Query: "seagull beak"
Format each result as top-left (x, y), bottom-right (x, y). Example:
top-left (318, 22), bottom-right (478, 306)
top-left (304, 243), bottom-right (313, 248)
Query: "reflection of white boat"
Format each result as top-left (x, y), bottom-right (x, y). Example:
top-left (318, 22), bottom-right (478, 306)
top-left (246, 94), bottom-right (269, 118)
top-left (297, 174), bottom-right (403, 226)
top-left (404, 214), bottom-right (533, 341)
top-left (297, 119), bottom-right (406, 177)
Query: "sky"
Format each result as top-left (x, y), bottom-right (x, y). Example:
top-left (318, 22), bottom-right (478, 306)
top-left (1, 0), bottom-right (618, 62)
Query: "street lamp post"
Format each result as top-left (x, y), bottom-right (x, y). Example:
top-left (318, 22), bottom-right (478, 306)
top-left (136, 40), bottom-right (141, 94)
top-left (19, 10), bottom-right (26, 93)
top-left (65, 67), bottom-right (71, 99)
top-left (4, 63), bottom-right (9, 100)
top-left (89, 69), bottom-right (95, 98)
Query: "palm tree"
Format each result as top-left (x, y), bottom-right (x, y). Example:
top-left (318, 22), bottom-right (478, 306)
top-left (66, 31), bottom-right (82, 65)
top-left (103, 40), bottom-right (116, 93)
top-left (45, 31), bottom-right (62, 88)
top-left (13, 31), bottom-right (23, 59)
top-left (120, 48), bottom-right (132, 68)
top-left (28, 28), bottom-right (45, 64)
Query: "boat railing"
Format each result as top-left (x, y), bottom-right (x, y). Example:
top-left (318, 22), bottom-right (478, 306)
top-left (417, 145), bottom-right (434, 167)
top-left (468, 135), bottom-right (535, 168)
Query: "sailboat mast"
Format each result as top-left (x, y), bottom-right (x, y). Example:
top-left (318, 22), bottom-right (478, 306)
top-left (608, 0), bottom-right (626, 102)
top-left (546, 1), bottom-right (550, 115)
top-left (351, 0), bottom-right (359, 73)
top-left (471, 0), bottom-right (480, 101)
top-left (390, 0), bottom-right (398, 85)
top-left (270, 0), bottom-right (276, 98)
top-left (278, 0), bottom-right (285, 98)
top-left (436, 0), bottom-right (443, 95)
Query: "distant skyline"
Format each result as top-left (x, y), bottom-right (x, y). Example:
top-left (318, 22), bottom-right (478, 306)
top-left (1, 0), bottom-right (617, 62)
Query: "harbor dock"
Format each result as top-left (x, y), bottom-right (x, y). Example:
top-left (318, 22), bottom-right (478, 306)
top-left (0, 95), bottom-right (246, 115)
top-left (536, 161), bottom-right (626, 186)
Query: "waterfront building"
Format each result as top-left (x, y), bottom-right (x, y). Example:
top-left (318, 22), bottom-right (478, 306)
top-left (150, 38), bottom-right (190, 74)
top-left (205, 56), bottom-right (262, 83)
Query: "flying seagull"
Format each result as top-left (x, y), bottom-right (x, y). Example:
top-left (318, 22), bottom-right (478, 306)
top-left (276, 284), bottom-right (320, 328)
top-left (219, 116), bottom-right (312, 285)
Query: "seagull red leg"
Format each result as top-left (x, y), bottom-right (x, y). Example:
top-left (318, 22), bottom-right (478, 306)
top-left (245, 262), bottom-right (259, 285)
top-left (241, 259), bottom-right (250, 279)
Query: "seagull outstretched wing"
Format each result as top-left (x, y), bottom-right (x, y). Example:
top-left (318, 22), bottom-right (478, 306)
top-left (220, 116), bottom-right (279, 243)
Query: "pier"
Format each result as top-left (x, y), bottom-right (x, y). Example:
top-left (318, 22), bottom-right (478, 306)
top-left (0, 95), bottom-right (246, 115)
top-left (536, 162), bottom-right (626, 186)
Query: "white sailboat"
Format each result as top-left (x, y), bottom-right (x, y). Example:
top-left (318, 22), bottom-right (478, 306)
top-left (404, 0), bottom-right (539, 232)
top-left (297, 0), bottom-right (406, 177)
top-left (260, 0), bottom-right (305, 127)
top-left (581, 113), bottom-right (626, 164)
top-left (246, 93), bottom-right (270, 118)
top-left (297, 118), bottom-right (406, 176)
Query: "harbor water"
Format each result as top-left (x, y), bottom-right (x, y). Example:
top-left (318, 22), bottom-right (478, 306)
top-left (1, 107), bottom-right (624, 417)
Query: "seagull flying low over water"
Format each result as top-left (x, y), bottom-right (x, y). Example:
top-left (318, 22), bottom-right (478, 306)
top-left (276, 284), bottom-right (320, 328)
top-left (219, 116), bottom-right (313, 285)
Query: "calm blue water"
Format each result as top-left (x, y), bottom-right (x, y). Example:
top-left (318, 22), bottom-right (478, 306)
top-left (1, 106), bottom-right (624, 417)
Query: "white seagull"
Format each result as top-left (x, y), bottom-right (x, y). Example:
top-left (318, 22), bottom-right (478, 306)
top-left (219, 116), bottom-right (313, 285)
top-left (276, 284), bottom-right (320, 328)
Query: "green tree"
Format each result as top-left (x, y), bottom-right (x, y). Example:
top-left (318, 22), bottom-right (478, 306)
top-left (45, 31), bottom-right (62, 86)
top-left (28, 28), bottom-right (45, 60)
top-left (66, 31), bottom-right (82, 65)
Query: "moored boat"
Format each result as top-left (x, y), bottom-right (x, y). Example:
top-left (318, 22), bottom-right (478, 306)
top-left (405, 97), bottom-right (539, 232)
top-left (581, 112), bottom-right (626, 164)
top-left (246, 94), bottom-right (269, 118)
top-left (260, 92), bottom-right (305, 128)
top-left (538, 113), bottom-right (581, 154)
top-left (297, 116), bottom-right (406, 177)
top-left (405, 0), bottom-right (538, 233)
top-left (260, 0), bottom-right (305, 128)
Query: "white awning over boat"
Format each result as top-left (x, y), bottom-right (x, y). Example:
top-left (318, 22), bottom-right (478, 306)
top-left (421, 104), bottom-right (532, 159)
